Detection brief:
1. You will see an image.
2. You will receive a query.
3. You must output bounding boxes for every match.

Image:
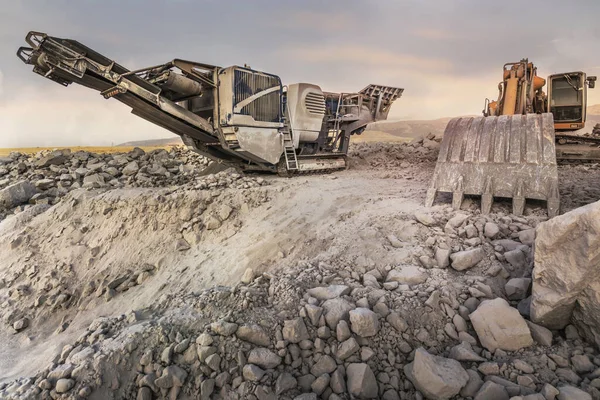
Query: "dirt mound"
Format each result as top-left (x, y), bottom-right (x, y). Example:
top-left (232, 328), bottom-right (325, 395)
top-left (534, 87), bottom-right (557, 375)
top-left (1, 144), bottom-right (600, 399)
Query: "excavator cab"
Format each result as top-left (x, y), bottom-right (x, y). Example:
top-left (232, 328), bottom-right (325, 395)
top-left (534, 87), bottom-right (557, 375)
top-left (548, 72), bottom-right (595, 131)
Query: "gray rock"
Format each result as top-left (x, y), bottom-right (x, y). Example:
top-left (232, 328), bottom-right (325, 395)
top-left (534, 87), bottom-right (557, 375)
top-left (336, 320), bottom-right (352, 341)
top-left (243, 364), bottom-right (265, 381)
top-left (236, 324), bottom-right (271, 346)
top-left (530, 201), bottom-right (600, 343)
top-left (541, 383), bottom-right (560, 400)
top-left (311, 374), bottom-right (330, 395)
top-left (82, 173), bottom-right (105, 188)
top-left (387, 312), bottom-right (408, 333)
top-left (449, 342), bottom-right (485, 362)
top-left (505, 278), bottom-right (531, 300)
top-left (305, 304), bottom-right (323, 326)
top-left (13, 318), bottom-right (28, 332)
top-left (460, 369), bottom-right (483, 397)
top-left (307, 285), bottom-right (350, 300)
top-left (205, 353), bottom-right (221, 371)
top-left (0, 181), bottom-right (37, 208)
top-left (293, 394), bottom-right (317, 400)
top-left (323, 298), bottom-right (355, 329)
top-left (282, 318), bottom-right (310, 343)
top-left (240, 268), bottom-right (255, 283)
top-left (505, 249), bottom-right (527, 269)
top-left (197, 346), bottom-right (217, 363)
top-left (493, 239), bottom-right (522, 251)
top-left (36, 153), bottom-right (66, 167)
top-left (275, 372), bottom-right (297, 395)
top-left (310, 355), bottom-right (337, 376)
top-left (211, 320), bottom-right (238, 336)
top-left (565, 324), bottom-right (581, 341)
top-left (484, 222), bottom-right (500, 239)
top-left (474, 381), bottom-right (509, 400)
top-left (435, 247), bottom-right (451, 268)
top-left (137, 387), bottom-right (152, 400)
top-left (48, 364), bottom-right (75, 380)
top-left (201, 379), bottom-right (215, 399)
top-left (446, 213), bottom-right (469, 229)
top-left (557, 386), bottom-right (592, 400)
top-left (450, 248), bottom-right (485, 271)
top-left (330, 368), bottom-right (346, 394)
top-left (470, 298), bottom-right (533, 352)
top-left (478, 362), bottom-right (500, 376)
top-left (172, 339), bottom-right (188, 355)
top-left (122, 161), bottom-right (139, 176)
top-left (453, 314), bottom-right (468, 332)
top-left (337, 337), bottom-right (360, 360)
top-left (404, 347), bottom-right (469, 400)
top-left (572, 354), bottom-right (595, 373)
top-left (34, 178), bottom-right (55, 190)
top-left (415, 212), bottom-right (435, 226)
top-left (248, 348), bottom-right (281, 369)
top-left (382, 390), bottom-right (401, 400)
top-left (346, 363), bottom-right (378, 399)
top-left (518, 296), bottom-right (532, 317)
top-left (556, 368), bottom-right (581, 384)
top-left (55, 379), bottom-right (75, 393)
top-left (349, 307), bottom-right (380, 337)
top-left (196, 333), bottom-right (214, 346)
top-left (513, 359), bottom-right (534, 374)
top-left (518, 229), bottom-right (535, 245)
top-left (387, 234), bottom-right (403, 248)
top-left (386, 266), bottom-right (428, 285)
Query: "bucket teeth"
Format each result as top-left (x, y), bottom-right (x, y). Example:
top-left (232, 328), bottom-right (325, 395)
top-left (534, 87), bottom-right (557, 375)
top-left (512, 180), bottom-right (525, 216)
top-left (547, 182), bottom-right (560, 218)
top-left (481, 177), bottom-right (493, 214)
top-left (452, 176), bottom-right (464, 210)
top-left (425, 187), bottom-right (437, 208)
top-left (426, 113), bottom-right (559, 217)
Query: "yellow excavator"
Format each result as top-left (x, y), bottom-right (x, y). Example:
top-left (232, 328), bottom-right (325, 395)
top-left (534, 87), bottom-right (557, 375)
top-left (426, 59), bottom-right (596, 217)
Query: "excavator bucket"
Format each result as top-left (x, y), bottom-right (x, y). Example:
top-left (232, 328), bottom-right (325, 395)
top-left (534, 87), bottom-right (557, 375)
top-left (425, 113), bottom-right (560, 217)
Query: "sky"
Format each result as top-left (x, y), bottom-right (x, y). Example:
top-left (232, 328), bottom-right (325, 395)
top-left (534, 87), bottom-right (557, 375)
top-left (2, 0), bottom-right (600, 147)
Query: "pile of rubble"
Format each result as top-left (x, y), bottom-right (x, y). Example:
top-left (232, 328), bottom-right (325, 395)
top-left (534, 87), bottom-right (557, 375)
top-left (1, 143), bottom-right (600, 400)
top-left (3, 199), bottom-right (600, 399)
top-left (0, 147), bottom-right (270, 221)
top-left (349, 135), bottom-right (440, 169)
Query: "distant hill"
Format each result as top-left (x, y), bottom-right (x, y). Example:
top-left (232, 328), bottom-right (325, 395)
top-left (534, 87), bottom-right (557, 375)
top-left (117, 137), bottom-right (183, 147)
top-left (365, 117), bottom-right (461, 139)
top-left (588, 104), bottom-right (600, 115)
top-left (116, 105), bottom-right (600, 147)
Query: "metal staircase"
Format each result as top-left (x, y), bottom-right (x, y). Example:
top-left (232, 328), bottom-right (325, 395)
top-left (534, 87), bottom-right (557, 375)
top-left (281, 128), bottom-right (298, 171)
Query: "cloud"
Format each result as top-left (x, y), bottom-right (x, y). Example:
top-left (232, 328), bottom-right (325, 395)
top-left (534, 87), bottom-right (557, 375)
top-left (3, 0), bottom-right (600, 146)
top-left (412, 28), bottom-right (458, 40)
top-left (272, 10), bottom-right (356, 32)
top-left (0, 84), bottom-right (171, 148)
top-left (287, 45), bottom-right (453, 71)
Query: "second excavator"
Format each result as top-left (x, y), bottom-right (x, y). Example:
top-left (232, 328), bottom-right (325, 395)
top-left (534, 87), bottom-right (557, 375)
top-left (426, 59), bottom-right (597, 217)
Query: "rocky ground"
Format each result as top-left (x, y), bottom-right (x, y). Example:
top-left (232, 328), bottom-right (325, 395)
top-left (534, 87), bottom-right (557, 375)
top-left (0, 140), bottom-right (599, 400)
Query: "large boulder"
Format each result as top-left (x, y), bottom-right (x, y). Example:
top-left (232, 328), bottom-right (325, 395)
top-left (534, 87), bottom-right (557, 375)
top-left (531, 200), bottom-right (600, 347)
top-left (404, 348), bottom-right (469, 399)
top-left (0, 181), bottom-right (37, 209)
top-left (470, 298), bottom-right (533, 352)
